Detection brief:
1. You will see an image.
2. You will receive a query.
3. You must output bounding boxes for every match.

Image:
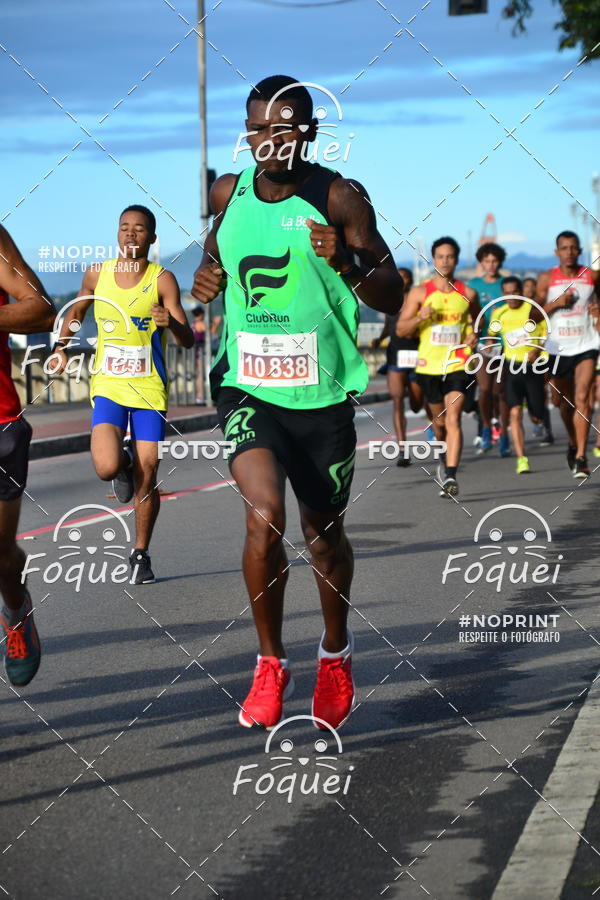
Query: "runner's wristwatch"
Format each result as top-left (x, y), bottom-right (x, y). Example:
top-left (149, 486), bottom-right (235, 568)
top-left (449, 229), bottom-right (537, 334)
top-left (337, 253), bottom-right (362, 279)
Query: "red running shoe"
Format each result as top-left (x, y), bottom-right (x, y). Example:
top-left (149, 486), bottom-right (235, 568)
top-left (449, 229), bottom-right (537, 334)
top-left (238, 656), bottom-right (294, 729)
top-left (312, 628), bottom-right (355, 730)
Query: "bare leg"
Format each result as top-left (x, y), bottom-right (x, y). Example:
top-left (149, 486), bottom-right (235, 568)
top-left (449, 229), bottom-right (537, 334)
top-left (299, 504), bottom-right (352, 654)
top-left (428, 401), bottom-right (446, 442)
top-left (408, 377), bottom-right (424, 414)
top-left (0, 499), bottom-right (26, 609)
top-left (387, 369), bottom-right (408, 442)
top-left (91, 423), bottom-right (128, 481)
top-left (510, 406), bottom-right (525, 458)
top-left (549, 377), bottom-right (576, 446)
top-left (573, 358), bottom-right (596, 457)
top-left (443, 391), bottom-right (465, 469)
top-left (132, 440), bottom-right (161, 550)
top-left (594, 375), bottom-right (600, 448)
top-left (230, 448), bottom-right (288, 659)
top-left (476, 366), bottom-right (493, 429)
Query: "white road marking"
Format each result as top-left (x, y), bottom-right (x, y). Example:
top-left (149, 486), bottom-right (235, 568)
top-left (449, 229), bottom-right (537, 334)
top-left (492, 676), bottom-right (600, 899)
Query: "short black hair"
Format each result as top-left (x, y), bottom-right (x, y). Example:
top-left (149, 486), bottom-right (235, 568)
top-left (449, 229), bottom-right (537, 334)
top-left (523, 276), bottom-right (537, 285)
top-left (476, 242), bottom-right (506, 264)
top-left (431, 236), bottom-right (460, 259)
top-left (397, 267), bottom-right (413, 287)
top-left (502, 275), bottom-right (522, 293)
top-left (246, 75), bottom-right (313, 120)
top-left (120, 205), bottom-right (156, 235)
top-left (192, 305), bottom-right (205, 317)
top-left (556, 230), bottom-right (580, 248)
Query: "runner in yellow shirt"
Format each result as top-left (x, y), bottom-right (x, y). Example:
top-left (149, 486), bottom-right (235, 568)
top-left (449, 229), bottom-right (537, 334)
top-left (397, 236), bottom-right (480, 498)
top-left (52, 205), bottom-right (193, 582)
top-left (487, 276), bottom-right (548, 474)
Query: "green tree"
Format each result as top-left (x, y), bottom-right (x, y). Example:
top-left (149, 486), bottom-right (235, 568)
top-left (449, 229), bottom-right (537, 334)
top-left (502, 0), bottom-right (600, 60)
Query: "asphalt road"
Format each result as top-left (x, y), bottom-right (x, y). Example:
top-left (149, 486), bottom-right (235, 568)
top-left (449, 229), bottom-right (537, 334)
top-left (2, 401), bottom-right (600, 899)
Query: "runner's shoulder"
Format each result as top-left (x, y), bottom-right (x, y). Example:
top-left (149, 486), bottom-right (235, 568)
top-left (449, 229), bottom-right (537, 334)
top-left (328, 176), bottom-right (372, 221)
top-left (209, 173), bottom-right (239, 217)
top-left (157, 267), bottom-right (179, 297)
top-left (81, 262), bottom-right (101, 293)
top-left (537, 269), bottom-right (552, 288)
top-left (408, 283), bottom-right (427, 307)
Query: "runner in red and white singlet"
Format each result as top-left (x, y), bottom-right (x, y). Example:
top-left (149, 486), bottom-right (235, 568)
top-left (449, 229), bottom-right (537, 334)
top-left (0, 226), bottom-right (55, 687)
top-left (537, 230), bottom-right (600, 479)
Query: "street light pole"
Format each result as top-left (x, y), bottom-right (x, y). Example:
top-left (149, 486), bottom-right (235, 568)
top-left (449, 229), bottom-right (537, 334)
top-left (197, 0), bottom-right (212, 400)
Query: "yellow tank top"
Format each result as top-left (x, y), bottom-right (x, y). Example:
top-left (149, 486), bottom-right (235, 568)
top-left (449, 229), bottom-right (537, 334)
top-left (488, 302), bottom-right (548, 363)
top-left (416, 279), bottom-right (473, 375)
top-left (90, 260), bottom-right (168, 410)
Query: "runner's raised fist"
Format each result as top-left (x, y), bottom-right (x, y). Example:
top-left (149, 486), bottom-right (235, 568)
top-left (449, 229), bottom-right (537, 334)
top-left (306, 218), bottom-right (348, 272)
top-left (192, 261), bottom-right (225, 304)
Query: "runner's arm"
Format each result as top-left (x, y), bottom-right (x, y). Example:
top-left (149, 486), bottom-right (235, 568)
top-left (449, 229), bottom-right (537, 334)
top-left (467, 288), bottom-right (481, 345)
top-left (56, 266), bottom-right (98, 342)
top-left (47, 267), bottom-right (97, 375)
top-left (372, 317), bottom-right (390, 347)
top-left (591, 271), bottom-right (600, 319)
top-left (322, 177), bottom-right (404, 315)
top-left (0, 226), bottom-right (56, 333)
top-left (396, 285), bottom-right (427, 337)
top-left (191, 174), bottom-right (237, 304)
top-left (536, 269), bottom-right (573, 317)
top-left (154, 270), bottom-right (194, 348)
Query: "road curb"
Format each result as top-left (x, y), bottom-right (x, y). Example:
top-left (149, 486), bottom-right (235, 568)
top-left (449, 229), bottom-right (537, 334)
top-left (29, 391), bottom-right (391, 460)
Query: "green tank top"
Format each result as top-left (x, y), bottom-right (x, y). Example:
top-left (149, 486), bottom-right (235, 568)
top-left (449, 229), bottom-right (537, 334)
top-left (211, 164), bottom-right (368, 409)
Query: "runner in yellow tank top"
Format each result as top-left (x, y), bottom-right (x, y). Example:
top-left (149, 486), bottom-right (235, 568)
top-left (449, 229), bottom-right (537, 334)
top-left (52, 206), bottom-right (193, 582)
top-left (397, 236), bottom-right (480, 499)
top-left (90, 258), bottom-right (168, 411)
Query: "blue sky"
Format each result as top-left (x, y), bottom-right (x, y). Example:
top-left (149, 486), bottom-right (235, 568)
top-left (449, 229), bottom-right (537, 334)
top-left (1, 0), bottom-right (599, 285)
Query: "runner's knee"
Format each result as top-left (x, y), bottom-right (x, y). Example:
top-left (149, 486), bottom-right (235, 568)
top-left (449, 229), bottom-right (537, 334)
top-left (246, 502), bottom-right (285, 549)
top-left (302, 520), bottom-right (347, 562)
top-left (93, 457), bottom-right (121, 481)
top-left (575, 385), bottom-right (590, 409)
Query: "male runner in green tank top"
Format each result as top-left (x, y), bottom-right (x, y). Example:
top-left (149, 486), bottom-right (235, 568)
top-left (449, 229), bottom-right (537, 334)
top-left (192, 75), bottom-right (402, 732)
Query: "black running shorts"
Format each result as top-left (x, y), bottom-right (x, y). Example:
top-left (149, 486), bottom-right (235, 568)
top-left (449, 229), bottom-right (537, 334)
top-left (548, 348), bottom-right (599, 379)
top-left (217, 387), bottom-right (357, 512)
top-left (504, 369), bottom-right (546, 419)
top-left (0, 417), bottom-right (32, 502)
top-left (415, 371), bottom-right (472, 406)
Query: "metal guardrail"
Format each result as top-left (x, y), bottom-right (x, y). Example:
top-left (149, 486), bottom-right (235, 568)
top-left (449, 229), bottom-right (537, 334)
top-left (166, 344), bottom-right (204, 406)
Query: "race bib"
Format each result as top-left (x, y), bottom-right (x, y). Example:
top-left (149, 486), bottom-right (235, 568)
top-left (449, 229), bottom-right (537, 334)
top-left (102, 345), bottom-right (151, 377)
top-left (557, 323), bottom-right (585, 339)
top-left (430, 324), bottom-right (461, 346)
top-left (505, 328), bottom-right (530, 348)
top-left (236, 332), bottom-right (319, 387)
top-left (396, 349), bottom-right (418, 368)
top-left (557, 305), bottom-right (586, 341)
